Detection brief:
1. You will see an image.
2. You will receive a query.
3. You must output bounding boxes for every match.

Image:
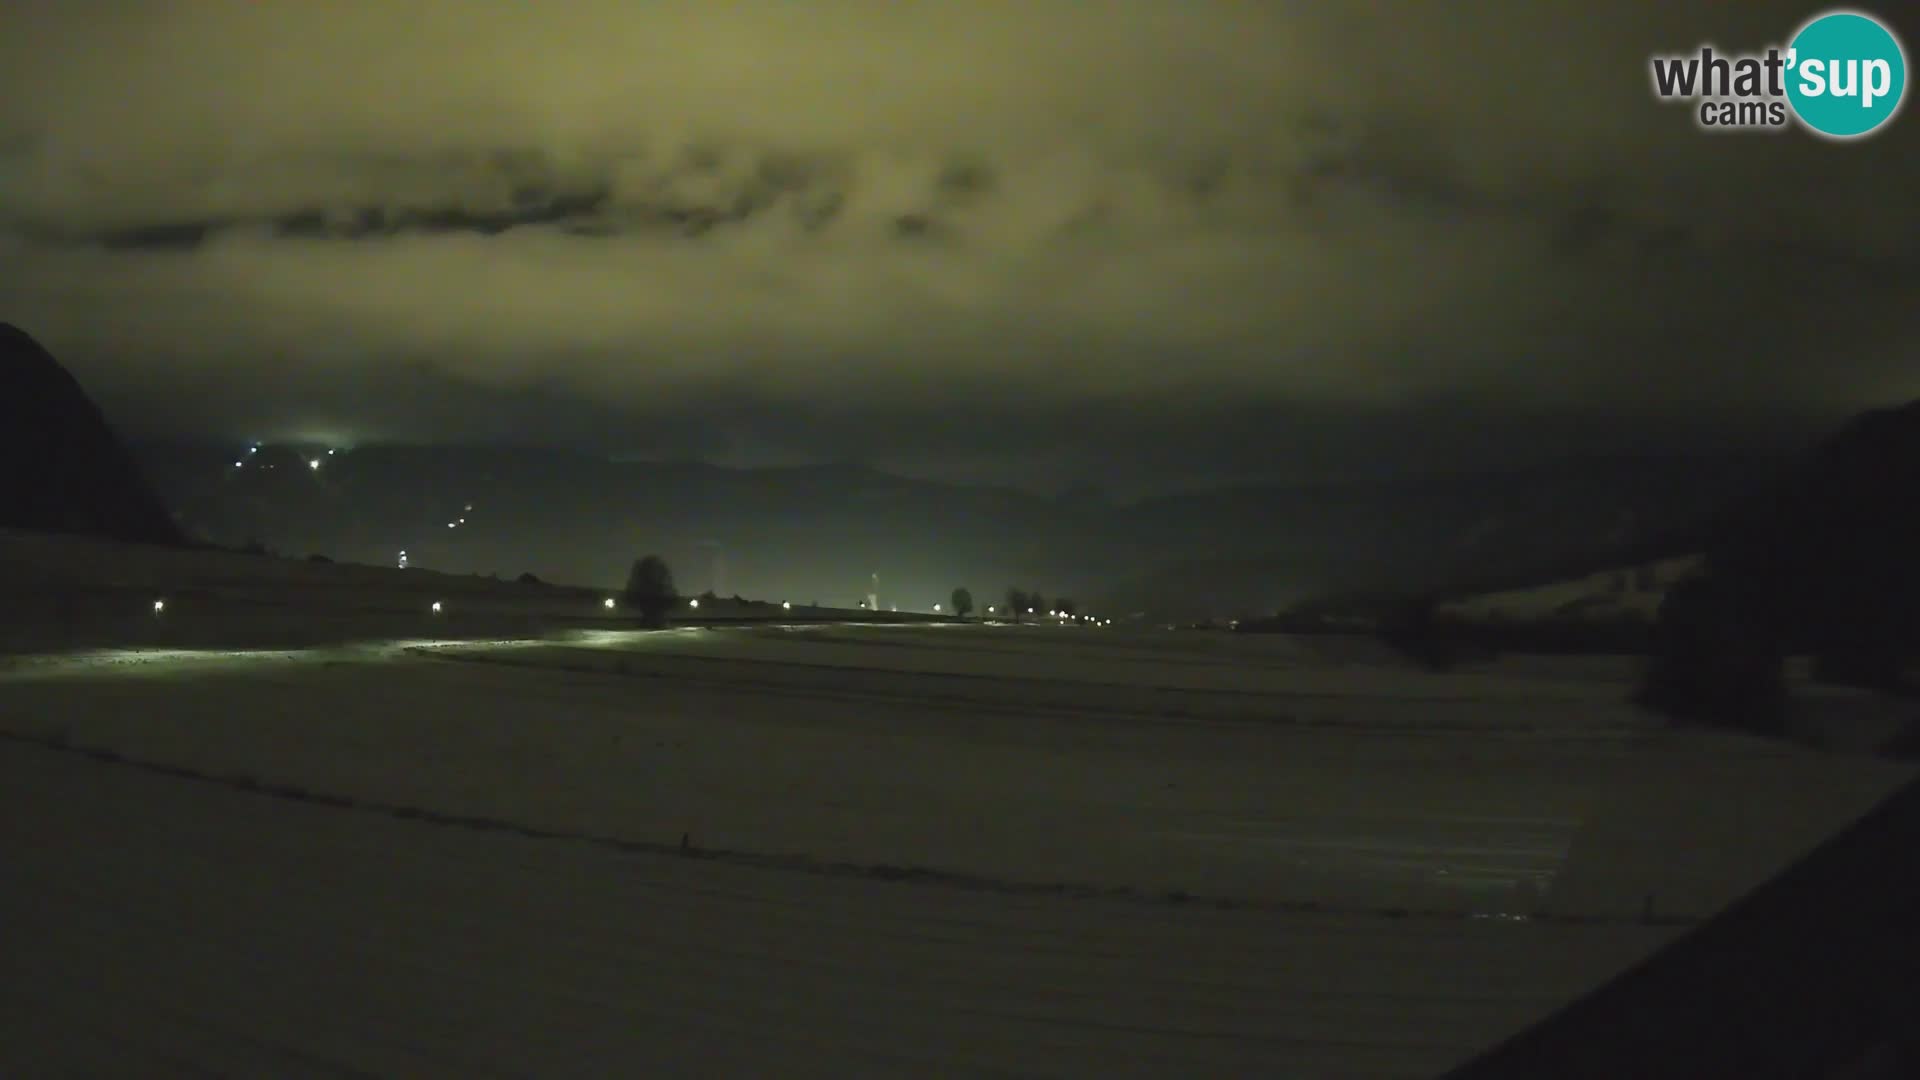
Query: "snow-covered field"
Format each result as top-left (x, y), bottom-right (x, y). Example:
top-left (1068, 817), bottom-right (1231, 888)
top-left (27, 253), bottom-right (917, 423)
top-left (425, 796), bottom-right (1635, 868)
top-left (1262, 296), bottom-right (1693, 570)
top-left (2, 736), bottom-right (1680, 1079)
top-left (2, 535), bottom-right (1914, 1076)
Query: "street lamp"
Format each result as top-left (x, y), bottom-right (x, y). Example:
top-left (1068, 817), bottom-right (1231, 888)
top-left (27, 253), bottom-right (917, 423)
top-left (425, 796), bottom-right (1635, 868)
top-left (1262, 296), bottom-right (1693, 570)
top-left (604, 597), bottom-right (617, 610)
top-left (430, 601), bottom-right (443, 614)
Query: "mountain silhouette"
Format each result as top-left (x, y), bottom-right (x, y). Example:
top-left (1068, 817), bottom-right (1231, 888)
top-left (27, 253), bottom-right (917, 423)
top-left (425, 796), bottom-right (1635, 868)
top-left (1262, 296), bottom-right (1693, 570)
top-left (0, 323), bottom-right (184, 546)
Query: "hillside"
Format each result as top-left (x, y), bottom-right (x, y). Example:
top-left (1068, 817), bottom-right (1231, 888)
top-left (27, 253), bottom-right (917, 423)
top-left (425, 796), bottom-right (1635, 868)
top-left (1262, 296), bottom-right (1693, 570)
top-left (1393, 397), bottom-right (1920, 667)
top-left (1436, 555), bottom-right (1704, 627)
top-left (0, 324), bottom-right (183, 546)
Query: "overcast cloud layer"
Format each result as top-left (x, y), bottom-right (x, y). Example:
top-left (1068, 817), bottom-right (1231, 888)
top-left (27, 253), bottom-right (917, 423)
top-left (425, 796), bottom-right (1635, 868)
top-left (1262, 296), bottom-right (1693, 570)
top-left (2, 0), bottom-right (1916, 490)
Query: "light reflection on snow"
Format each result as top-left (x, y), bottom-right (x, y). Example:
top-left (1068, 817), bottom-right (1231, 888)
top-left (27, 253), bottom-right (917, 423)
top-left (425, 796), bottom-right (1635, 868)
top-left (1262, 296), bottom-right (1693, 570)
top-left (0, 638), bottom-right (546, 679)
top-left (564, 628), bottom-right (713, 648)
top-left (0, 646), bottom-right (322, 679)
top-left (0, 629), bottom-right (740, 680)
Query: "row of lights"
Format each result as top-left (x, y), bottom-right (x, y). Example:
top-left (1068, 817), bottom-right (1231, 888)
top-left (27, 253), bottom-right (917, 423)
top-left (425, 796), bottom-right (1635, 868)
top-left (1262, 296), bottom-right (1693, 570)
top-left (159, 595), bottom-right (804, 617)
top-left (151, 590), bottom-right (1046, 623)
top-left (972, 603), bottom-right (1111, 626)
top-left (591, 598), bottom-right (807, 612)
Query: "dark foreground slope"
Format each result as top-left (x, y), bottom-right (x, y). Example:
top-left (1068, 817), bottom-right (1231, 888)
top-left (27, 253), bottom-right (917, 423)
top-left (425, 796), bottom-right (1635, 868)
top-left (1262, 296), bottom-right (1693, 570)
top-left (0, 324), bottom-right (182, 546)
top-left (1445, 770), bottom-right (1920, 1079)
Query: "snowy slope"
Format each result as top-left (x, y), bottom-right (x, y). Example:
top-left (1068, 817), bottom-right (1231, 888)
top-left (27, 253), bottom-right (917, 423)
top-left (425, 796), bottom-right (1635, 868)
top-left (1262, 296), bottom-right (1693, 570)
top-left (1437, 555), bottom-right (1703, 625)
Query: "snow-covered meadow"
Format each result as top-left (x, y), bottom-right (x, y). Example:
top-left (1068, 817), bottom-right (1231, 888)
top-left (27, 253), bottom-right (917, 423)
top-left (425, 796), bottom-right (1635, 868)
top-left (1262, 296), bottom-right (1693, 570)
top-left (5, 621), bottom-right (1907, 921)
top-left (3, 533), bottom-right (1913, 1075)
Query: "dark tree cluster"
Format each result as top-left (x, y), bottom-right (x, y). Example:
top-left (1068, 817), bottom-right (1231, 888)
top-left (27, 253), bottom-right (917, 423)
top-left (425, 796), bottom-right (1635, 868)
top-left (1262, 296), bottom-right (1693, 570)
top-left (623, 554), bottom-right (678, 628)
top-left (1638, 400), bottom-right (1920, 732)
top-left (996, 587), bottom-right (1075, 622)
top-left (1636, 575), bottom-right (1790, 734)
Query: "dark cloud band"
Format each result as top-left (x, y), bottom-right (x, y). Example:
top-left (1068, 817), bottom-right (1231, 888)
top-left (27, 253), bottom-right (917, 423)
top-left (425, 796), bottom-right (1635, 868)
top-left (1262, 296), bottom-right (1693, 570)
top-left (0, 0), bottom-right (1914, 489)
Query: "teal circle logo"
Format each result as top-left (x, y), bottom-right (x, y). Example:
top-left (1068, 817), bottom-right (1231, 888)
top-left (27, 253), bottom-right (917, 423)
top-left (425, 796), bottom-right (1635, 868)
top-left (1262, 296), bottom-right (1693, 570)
top-left (1786, 10), bottom-right (1907, 138)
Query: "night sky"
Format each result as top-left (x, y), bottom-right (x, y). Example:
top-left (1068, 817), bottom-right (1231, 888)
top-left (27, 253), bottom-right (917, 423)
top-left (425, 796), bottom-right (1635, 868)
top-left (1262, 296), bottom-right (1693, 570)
top-left (2, 0), bottom-right (1915, 494)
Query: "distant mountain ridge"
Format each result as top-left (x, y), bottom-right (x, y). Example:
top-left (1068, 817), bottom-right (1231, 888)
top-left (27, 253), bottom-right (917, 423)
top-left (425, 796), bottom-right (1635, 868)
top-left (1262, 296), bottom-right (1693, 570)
top-left (131, 437), bottom-right (1779, 619)
top-left (0, 324), bottom-right (183, 546)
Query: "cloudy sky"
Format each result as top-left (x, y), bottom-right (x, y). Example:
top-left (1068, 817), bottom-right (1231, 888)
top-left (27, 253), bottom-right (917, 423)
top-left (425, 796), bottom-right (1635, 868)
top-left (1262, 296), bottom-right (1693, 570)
top-left (2, 0), bottom-right (1916, 492)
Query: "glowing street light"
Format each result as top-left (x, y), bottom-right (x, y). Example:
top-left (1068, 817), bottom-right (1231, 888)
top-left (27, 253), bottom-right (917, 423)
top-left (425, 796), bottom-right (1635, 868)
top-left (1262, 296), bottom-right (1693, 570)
top-left (688, 598), bottom-right (700, 609)
top-left (308, 459), bottom-right (321, 471)
top-left (152, 599), bottom-right (166, 615)
top-left (987, 605), bottom-right (995, 613)
top-left (782, 601), bottom-right (792, 610)
top-left (603, 597), bottom-right (617, 610)
top-left (933, 603), bottom-right (943, 612)
top-left (430, 601), bottom-right (443, 614)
